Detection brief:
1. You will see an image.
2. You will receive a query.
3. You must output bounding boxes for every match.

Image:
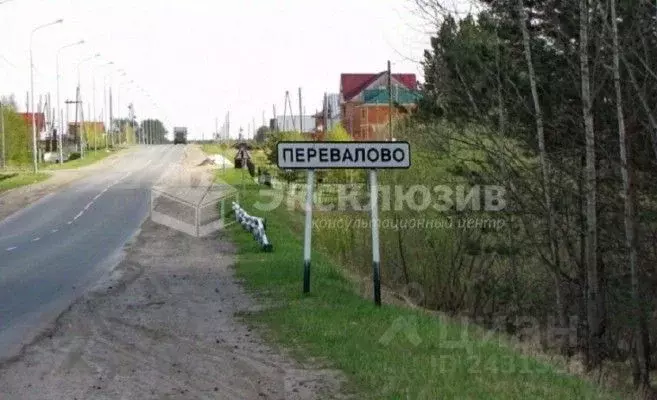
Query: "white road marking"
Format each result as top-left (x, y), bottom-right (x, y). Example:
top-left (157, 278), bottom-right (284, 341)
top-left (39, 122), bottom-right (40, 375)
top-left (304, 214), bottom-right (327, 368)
top-left (84, 202), bottom-right (93, 210)
top-left (74, 211), bottom-right (83, 220)
top-left (32, 237), bottom-right (40, 242)
top-left (93, 194), bottom-right (101, 200)
top-left (67, 221), bottom-right (73, 225)
top-left (6, 246), bottom-right (17, 251)
top-left (51, 229), bottom-right (58, 233)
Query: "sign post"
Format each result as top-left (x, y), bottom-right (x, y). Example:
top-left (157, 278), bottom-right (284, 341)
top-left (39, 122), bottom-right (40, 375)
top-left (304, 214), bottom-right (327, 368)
top-left (277, 141), bottom-right (411, 305)
top-left (303, 169), bottom-right (315, 293)
top-left (369, 169), bottom-right (381, 305)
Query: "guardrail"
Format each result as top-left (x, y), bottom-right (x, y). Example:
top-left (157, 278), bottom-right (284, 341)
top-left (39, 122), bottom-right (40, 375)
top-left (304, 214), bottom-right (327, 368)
top-left (232, 202), bottom-right (273, 252)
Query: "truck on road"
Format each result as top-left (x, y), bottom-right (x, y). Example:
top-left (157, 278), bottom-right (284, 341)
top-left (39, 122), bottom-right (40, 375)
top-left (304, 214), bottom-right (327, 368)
top-left (173, 127), bottom-right (188, 144)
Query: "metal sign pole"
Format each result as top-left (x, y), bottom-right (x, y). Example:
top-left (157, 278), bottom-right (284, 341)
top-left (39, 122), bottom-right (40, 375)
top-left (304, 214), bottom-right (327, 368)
top-left (303, 168), bottom-right (315, 293)
top-left (369, 169), bottom-right (381, 306)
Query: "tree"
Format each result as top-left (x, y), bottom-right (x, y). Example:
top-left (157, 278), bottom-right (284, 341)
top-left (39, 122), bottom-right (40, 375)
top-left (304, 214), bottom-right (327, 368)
top-left (263, 130), bottom-right (308, 183)
top-left (608, 0), bottom-right (650, 387)
top-left (255, 125), bottom-right (270, 143)
top-left (323, 123), bottom-right (354, 183)
top-left (139, 119), bottom-right (167, 144)
top-left (406, 0), bottom-right (657, 388)
top-left (326, 123), bottom-right (351, 141)
top-left (0, 101), bottom-right (30, 165)
top-left (113, 118), bottom-right (136, 144)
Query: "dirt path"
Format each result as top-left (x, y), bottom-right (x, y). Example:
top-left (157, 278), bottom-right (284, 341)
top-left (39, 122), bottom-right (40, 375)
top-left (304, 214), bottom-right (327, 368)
top-left (0, 145), bottom-right (347, 400)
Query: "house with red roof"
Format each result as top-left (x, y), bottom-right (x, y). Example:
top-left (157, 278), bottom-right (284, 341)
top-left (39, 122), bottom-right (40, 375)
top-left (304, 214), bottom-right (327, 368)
top-left (339, 72), bottom-right (419, 140)
top-left (18, 112), bottom-right (46, 134)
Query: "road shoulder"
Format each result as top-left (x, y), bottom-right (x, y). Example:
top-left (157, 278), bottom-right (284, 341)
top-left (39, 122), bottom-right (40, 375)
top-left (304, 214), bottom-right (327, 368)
top-left (0, 218), bottom-right (346, 400)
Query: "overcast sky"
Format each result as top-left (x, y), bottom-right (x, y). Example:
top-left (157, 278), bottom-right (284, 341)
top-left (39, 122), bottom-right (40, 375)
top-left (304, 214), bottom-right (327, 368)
top-left (1, 0), bottom-right (434, 140)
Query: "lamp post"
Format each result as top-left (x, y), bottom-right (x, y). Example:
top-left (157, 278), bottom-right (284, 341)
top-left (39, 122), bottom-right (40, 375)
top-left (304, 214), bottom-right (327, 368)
top-left (89, 60), bottom-right (112, 150)
top-left (56, 40), bottom-right (84, 164)
top-left (115, 72), bottom-right (128, 144)
top-left (30, 18), bottom-right (63, 173)
top-left (1, 101), bottom-right (5, 169)
top-left (99, 63), bottom-right (114, 148)
top-left (76, 53), bottom-right (100, 156)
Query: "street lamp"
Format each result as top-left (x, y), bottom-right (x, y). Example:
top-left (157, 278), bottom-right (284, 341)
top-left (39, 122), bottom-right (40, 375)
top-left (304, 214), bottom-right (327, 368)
top-left (100, 63), bottom-right (115, 148)
top-left (30, 18), bottom-right (63, 173)
top-left (91, 60), bottom-right (113, 150)
top-left (77, 53), bottom-right (100, 84)
top-left (76, 53), bottom-right (100, 157)
top-left (56, 40), bottom-right (84, 164)
top-left (115, 72), bottom-right (128, 144)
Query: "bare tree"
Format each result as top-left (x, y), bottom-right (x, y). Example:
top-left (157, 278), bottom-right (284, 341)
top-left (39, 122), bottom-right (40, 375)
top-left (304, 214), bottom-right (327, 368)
top-left (608, 0), bottom-right (652, 389)
top-left (579, 0), bottom-right (606, 369)
top-left (517, 0), bottom-right (568, 351)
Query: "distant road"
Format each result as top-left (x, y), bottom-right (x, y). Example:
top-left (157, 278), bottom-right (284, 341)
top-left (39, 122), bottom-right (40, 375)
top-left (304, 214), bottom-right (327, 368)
top-left (0, 145), bottom-right (184, 361)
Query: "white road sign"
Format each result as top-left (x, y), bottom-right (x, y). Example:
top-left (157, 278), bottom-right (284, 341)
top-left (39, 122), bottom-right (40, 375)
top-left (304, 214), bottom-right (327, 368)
top-left (277, 141), bottom-right (411, 169)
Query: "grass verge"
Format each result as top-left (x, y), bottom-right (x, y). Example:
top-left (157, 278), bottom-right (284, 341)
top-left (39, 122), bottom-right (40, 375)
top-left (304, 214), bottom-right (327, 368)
top-left (43, 148), bottom-right (117, 170)
top-left (0, 172), bottom-right (50, 193)
top-left (216, 168), bottom-right (622, 400)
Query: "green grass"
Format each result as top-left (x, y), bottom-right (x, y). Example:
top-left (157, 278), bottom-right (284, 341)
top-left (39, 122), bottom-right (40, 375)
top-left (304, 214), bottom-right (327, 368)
top-left (43, 148), bottom-right (117, 170)
top-left (0, 172), bottom-right (50, 192)
top-left (200, 143), bottom-right (228, 155)
top-left (217, 168), bottom-right (622, 400)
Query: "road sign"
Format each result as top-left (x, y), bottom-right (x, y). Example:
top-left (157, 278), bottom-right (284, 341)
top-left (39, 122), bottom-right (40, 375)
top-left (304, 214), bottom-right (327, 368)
top-left (275, 140), bottom-right (412, 307)
top-left (276, 141), bottom-right (411, 169)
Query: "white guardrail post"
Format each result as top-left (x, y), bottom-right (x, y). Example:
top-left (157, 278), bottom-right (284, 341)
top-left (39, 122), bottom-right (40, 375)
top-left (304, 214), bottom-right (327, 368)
top-left (232, 202), bottom-right (273, 252)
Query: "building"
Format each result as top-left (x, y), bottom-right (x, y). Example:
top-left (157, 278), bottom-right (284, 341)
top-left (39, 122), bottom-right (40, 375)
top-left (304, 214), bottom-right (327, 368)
top-left (18, 112), bottom-right (46, 138)
top-left (339, 72), bottom-right (419, 140)
top-left (269, 115), bottom-right (316, 133)
top-left (67, 121), bottom-right (106, 140)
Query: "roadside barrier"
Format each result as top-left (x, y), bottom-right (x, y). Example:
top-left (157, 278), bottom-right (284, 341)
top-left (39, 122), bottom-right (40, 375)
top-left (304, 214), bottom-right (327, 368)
top-left (232, 202), bottom-right (273, 252)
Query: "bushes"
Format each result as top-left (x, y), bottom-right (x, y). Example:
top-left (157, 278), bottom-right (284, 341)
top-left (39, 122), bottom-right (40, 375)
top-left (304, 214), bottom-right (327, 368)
top-left (2, 106), bottom-right (31, 165)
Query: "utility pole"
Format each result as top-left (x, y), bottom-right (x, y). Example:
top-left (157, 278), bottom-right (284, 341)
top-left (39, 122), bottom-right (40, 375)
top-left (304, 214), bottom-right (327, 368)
top-left (65, 98), bottom-right (79, 156)
top-left (73, 86), bottom-right (85, 158)
top-left (0, 101), bottom-right (5, 169)
top-left (387, 60), bottom-right (393, 141)
top-left (323, 92), bottom-right (328, 139)
top-left (109, 88), bottom-right (114, 148)
top-left (289, 91), bottom-right (295, 130)
top-left (92, 77), bottom-right (97, 152)
top-left (283, 92), bottom-right (288, 131)
top-left (298, 87), bottom-right (303, 133)
top-left (80, 91), bottom-right (86, 159)
top-left (272, 104), bottom-right (277, 131)
top-left (88, 103), bottom-right (92, 152)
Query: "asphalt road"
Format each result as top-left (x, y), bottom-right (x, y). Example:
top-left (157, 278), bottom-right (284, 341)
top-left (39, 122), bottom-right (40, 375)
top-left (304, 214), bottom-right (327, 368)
top-left (0, 145), bottom-right (185, 361)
